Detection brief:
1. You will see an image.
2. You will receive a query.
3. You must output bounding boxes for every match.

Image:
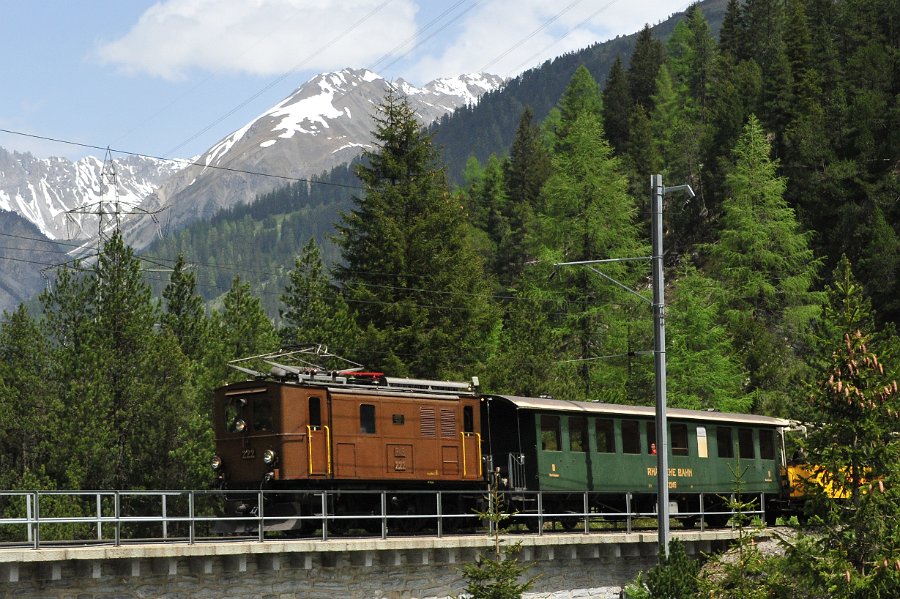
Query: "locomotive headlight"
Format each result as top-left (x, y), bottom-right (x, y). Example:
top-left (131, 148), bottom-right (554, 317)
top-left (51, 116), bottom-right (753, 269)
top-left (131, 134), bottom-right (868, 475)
top-left (262, 449), bottom-right (276, 465)
top-left (234, 419), bottom-right (247, 433)
top-left (211, 455), bottom-right (222, 470)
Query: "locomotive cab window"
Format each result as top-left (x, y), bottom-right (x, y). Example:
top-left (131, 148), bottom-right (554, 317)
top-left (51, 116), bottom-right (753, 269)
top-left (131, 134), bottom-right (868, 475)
top-left (309, 396), bottom-right (321, 428)
top-left (596, 419), bottom-right (615, 453)
top-left (671, 423), bottom-right (689, 456)
top-left (541, 415), bottom-right (561, 451)
top-left (225, 397), bottom-right (246, 432)
top-left (717, 427), bottom-right (734, 458)
top-left (360, 404), bottom-right (376, 434)
top-left (463, 406), bottom-right (474, 433)
top-left (253, 398), bottom-right (273, 432)
top-left (759, 429), bottom-right (775, 460)
top-left (569, 416), bottom-right (587, 452)
top-left (738, 428), bottom-right (755, 459)
top-left (622, 420), bottom-right (641, 454)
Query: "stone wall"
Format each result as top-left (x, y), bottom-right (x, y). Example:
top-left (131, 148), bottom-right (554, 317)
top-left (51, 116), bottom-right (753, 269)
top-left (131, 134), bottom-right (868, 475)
top-left (0, 531), bottom-right (736, 598)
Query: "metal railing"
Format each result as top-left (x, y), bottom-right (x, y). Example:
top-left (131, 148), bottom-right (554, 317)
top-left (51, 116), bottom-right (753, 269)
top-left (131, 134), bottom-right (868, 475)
top-left (0, 489), bottom-right (766, 550)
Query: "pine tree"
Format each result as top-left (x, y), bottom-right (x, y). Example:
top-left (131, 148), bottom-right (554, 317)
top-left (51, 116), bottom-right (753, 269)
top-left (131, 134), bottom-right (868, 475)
top-left (666, 266), bottom-right (748, 413)
top-left (0, 305), bottom-right (56, 488)
top-left (704, 116), bottom-right (820, 415)
top-left (335, 88), bottom-right (498, 378)
top-left (219, 275), bottom-right (278, 363)
top-left (279, 237), bottom-right (356, 352)
top-left (36, 234), bottom-right (197, 489)
top-left (162, 254), bottom-right (208, 361)
top-left (532, 68), bottom-right (646, 401)
top-left (627, 25), bottom-right (665, 112)
top-left (553, 65), bottom-right (603, 152)
top-left (502, 107), bottom-right (551, 287)
top-left (603, 56), bottom-right (632, 155)
top-left (718, 0), bottom-right (741, 59)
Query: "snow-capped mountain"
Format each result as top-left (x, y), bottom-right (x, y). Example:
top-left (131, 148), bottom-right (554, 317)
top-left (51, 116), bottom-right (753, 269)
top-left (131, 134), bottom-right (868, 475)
top-left (0, 148), bottom-right (185, 243)
top-left (124, 68), bottom-right (504, 247)
top-left (0, 67), bottom-right (502, 313)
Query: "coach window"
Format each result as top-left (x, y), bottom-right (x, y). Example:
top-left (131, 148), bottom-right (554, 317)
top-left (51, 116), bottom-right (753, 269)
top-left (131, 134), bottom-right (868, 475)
top-left (696, 426), bottom-right (709, 458)
top-left (596, 419), bottom-right (615, 453)
top-left (541, 415), bottom-right (561, 451)
top-left (759, 429), bottom-right (775, 460)
top-left (569, 416), bottom-right (587, 452)
top-left (645, 421), bottom-right (657, 454)
top-left (671, 423), bottom-right (689, 456)
top-left (309, 397), bottom-right (322, 428)
top-left (717, 427), bottom-right (734, 458)
top-left (253, 398), bottom-right (273, 432)
top-left (738, 428), bottom-right (755, 459)
top-left (622, 420), bottom-right (641, 454)
top-left (360, 404), bottom-right (376, 434)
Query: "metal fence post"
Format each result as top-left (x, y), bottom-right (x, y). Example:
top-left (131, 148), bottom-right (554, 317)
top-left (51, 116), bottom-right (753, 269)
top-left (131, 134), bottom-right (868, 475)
top-left (436, 491), bottom-right (443, 538)
top-left (321, 492), bottom-right (328, 541)
top-left (96, 493), bottom-right (103, 541)
top-left (162, 493), bottom-right (168, 541)
top-left (537, 492), bottom-right (543, 536)
top-left (114, 491), bottom-right (121, 547)
top-left (700, 493), bottom-right (706, 531)
top-left (381, 491), bottom-right (387, 540)
top-left (258, 490), bottom-right (265, 542)
top-left (583, 492), bottom-right (589, 533)
top-left (32, 492), bottom-right (40, 550)
top-left (626, 492), bottom-right (632, 534)
top-left (188, 491), bottom-right (195, 545)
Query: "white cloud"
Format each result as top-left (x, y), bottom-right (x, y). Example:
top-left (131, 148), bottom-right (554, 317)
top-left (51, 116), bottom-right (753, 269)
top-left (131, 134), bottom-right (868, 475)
top-left (406, 0), bottom-right (691, 82)
top-left (93, 0), bottom-right (418, 80)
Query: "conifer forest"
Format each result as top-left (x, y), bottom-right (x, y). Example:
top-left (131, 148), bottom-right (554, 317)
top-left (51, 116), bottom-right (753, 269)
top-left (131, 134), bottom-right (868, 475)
top-left (0, 0), bottom-right (898, 594)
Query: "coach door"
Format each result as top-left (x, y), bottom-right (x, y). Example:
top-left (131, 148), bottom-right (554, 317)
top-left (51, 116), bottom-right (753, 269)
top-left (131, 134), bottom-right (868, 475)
top-left (460, 404), bottom-right (482, 480)
top-left (307, 395), bottom-right (331, 477)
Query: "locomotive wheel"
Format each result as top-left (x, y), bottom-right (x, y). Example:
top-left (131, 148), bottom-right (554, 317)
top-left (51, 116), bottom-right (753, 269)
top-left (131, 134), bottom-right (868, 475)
top-left (398, 513), bottom-right (426, 533)
top-left (559, 516), bottom-right (581, 531)
top-left (523, 517), bottom-right (542, 533)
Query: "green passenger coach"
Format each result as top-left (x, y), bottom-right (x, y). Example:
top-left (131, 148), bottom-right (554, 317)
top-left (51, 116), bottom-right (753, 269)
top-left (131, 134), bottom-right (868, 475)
top-left (482, 395), bottom-right (791, 527)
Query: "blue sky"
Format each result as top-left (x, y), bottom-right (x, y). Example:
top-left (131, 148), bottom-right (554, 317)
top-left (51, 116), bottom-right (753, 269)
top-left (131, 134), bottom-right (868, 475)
top-left (0, 0), bottom-right (690, 162)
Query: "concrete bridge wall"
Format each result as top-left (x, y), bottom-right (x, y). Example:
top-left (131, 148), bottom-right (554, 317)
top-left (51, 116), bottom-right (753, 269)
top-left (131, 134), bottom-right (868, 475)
top-left (0, 530), bottom-right (740, 598)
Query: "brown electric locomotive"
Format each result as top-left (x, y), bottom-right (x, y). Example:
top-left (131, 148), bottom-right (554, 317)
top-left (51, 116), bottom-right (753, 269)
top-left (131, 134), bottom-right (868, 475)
top-left (211, 347), bottom-right (486, 533)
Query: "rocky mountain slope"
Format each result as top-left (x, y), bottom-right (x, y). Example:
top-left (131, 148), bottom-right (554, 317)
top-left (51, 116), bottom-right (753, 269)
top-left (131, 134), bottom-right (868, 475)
top-left (124, 69), bottom-right (504, 247)
top-left (0, 149), bottom-right (183, 244)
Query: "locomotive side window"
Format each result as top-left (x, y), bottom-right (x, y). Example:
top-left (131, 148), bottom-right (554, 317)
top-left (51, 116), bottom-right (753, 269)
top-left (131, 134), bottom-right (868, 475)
top-left (717, 427), bottom-right (734, 458)
top-left (463, 406), bottom-right (474, 433)
top-left (360, 404), bottom-right (376, 434)
top-left (671, 423), bottom-right (689, 456)
top-left (596, 419), bottom-right (615, 453)
top-left (569, 416), bottom-right (587, 452)
top-left (309, 396), bottom-right (322, 428)
top-left (738, 428), bottom-right (755, 459)
top-left (622, 420), bottom-right (641, 454)
top-left (253, 398), bottom-right (273, 432)
top-left (541, 415), bottom-right (561, 451)
top-left (759, 429), bottom-right (775, 460)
